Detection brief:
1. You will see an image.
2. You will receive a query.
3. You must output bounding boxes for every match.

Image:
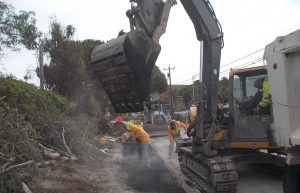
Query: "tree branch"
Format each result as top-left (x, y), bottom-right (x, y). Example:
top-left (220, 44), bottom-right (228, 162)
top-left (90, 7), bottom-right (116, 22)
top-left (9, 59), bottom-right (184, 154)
top-left (0, 95), bottom-right (6, 101)
top-left (62, 127), bottom-right (72, 155)
top-left (21, 182), bottom-right (32, 193)
top-left (81, 125), bottom-right (88, 142)
top-left (2, 160), bottom-right (35, 174)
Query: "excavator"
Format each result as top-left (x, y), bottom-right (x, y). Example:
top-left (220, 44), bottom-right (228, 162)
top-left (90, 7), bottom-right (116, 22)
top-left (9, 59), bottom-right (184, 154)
top-left (91, 0), bottom-right (300, 192)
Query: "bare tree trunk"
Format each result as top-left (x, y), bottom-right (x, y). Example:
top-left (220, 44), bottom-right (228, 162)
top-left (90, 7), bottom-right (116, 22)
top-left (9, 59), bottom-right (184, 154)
top-left (39, 46), bottom-right (44, 90)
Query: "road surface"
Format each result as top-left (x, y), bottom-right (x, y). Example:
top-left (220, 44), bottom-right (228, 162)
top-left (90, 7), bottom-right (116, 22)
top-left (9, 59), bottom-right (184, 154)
top-left (150, 136), bottom-right (283, 193)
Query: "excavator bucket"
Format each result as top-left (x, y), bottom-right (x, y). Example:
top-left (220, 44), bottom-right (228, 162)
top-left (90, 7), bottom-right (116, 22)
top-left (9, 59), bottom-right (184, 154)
top-left (91, 30), bottom-right (161, 113)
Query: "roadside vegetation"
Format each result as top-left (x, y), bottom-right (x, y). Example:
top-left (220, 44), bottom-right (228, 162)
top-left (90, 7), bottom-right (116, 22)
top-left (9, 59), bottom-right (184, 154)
top-left (0, 72), bottom-right (109, 193)
top-left (0, 1), bottom-right (170, 192)
top-left (0, 74), bottom-right (69, 192)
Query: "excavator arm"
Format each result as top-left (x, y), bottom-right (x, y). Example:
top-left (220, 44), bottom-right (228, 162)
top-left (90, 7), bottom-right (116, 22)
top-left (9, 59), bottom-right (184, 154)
top-left (91, 0), bottom-right (223, 121)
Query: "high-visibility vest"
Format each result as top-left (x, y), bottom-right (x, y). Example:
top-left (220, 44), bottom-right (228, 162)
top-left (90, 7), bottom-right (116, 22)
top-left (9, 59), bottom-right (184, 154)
top-left (131, 125), bottom-right (150, 143)
top-left (170, 127), bottom-right (180, 137)
top-left (168, 121), bottom-right (186, 140)
top-left (259, 78), bottom-right (271, 108)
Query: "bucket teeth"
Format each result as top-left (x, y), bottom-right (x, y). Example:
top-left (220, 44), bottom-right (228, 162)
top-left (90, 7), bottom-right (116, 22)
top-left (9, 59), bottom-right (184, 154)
top-left (91, 29), bottom-right (161, 113)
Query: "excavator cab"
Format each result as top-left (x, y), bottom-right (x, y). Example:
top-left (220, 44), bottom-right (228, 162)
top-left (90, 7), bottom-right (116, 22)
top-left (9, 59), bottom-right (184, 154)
top-left (91, 29), bottom-right (160, 113)
top-left (228, 66), bottom-right (272, 148)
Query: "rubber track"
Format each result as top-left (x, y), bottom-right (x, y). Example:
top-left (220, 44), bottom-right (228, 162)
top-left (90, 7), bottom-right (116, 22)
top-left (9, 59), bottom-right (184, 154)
top-left (178, 150), bottom-right (238, 193)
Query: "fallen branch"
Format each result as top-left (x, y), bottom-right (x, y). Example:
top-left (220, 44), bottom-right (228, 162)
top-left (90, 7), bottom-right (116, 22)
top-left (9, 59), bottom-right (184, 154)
top-left (0, 95), bottom-right (6, 101)
top-left (28, 138), bottom-right (69, 157)
top-left (37, 143), bottom-right (60, 159)
top-left (2, 160), bottom-right (35, 174)
top-left (0, 155), bottom-right (10, 162)
top-left (1, 156), bottom-right (79, 175)
top-left (62, 127), bottom-right (72, 155)
top-left (38, 141), bottom-right (76, 161)
top-left (1, 155), bottom-right (15, 170)
top-left (43, 143), bottom-right (70, 157)
top-left (36, 160), bottom-right (57, 167)
top-left (61, 156), bottom-right (78, 162)
top-left (81, 126), bottom-right (88, 142)
top-left (21, 182), bottom-right (32, 193)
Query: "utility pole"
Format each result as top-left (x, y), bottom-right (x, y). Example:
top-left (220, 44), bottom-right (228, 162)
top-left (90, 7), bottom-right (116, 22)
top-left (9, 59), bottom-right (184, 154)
top-left (164, 64), bottom-right (175, 117)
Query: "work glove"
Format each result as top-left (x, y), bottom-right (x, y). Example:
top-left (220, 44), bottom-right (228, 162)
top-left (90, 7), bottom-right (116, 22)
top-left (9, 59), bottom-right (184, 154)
top-left (187, 128), bottom-right (195, 137)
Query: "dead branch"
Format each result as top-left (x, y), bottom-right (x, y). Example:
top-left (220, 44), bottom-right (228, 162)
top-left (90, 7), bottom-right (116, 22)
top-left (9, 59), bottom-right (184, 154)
top-left (28, 138), bottom-right (69, 157)
top-left (36, 142), bottom-right (60, 159)
top-left (2, 160), bottom-right (35, 174)
top-left (0, 95), bottom-right (6, 101)
top-left (62, 127), bottom-right (73, 156)
top-left (36, 160), bottom-right (57, 167)
top-left (61, 155), bottom-right (78, 162)
top-left (1, 157), bottom-right (15, 170)
top-left (21, 182), bottom-right (32, 193)
top-left (40, 142), bottom-right (76, 160)
top-left (43, 148), bottom-right (60, 159)
top-left (0, 152), bottom-right (6, 157)
top-left (43, 143), bottom-right (70, 157)
top-left (0, 152), bottom-right (12, 162)
top-left (0, 156), bottom-right (10, 162)
top-left (2, 160), bottom-right (12, 171)
top-left (81, 125), bottom-right (88, 142)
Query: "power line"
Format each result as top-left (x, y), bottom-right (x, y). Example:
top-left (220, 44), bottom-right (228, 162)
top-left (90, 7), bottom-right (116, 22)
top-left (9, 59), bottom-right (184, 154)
top-left (219, 57), bottom-right (263, 77)
top-left (173, 48), bottom-right (265, 84)
top-left (174, 78), bottom-right (194, 85)
top-left (173, 73), bottom-right (199, 85)
top-left (220, 48), bottom-right (264, 69)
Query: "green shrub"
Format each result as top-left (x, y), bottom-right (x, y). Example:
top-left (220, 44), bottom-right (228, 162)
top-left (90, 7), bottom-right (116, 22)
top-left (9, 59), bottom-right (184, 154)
top-left (0, 76), bottom-right (69, 192)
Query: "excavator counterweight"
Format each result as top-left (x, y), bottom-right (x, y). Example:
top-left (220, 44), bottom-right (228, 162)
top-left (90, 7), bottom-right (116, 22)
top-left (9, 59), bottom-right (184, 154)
top-left (91, 29), bottom-right (160, 113)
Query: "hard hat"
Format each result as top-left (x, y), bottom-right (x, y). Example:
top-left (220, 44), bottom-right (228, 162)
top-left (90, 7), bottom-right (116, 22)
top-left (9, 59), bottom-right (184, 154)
top-left (129, 120), bottom-right (137, 124)
top-left (170, 120), bottom-right (176, 128)
top-left (254, 78), bottom-right (263, 89)
top-left (126, 121), bottom-right (135, 130)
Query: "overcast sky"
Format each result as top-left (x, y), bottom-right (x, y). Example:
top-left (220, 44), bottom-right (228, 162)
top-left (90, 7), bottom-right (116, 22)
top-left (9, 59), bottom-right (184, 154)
top-left (2, 0), bottom-right (300, 85)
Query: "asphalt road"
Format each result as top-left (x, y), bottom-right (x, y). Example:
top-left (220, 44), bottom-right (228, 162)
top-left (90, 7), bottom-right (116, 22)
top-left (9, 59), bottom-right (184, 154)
top-left (150, 136), bottom-right (283, 193)
top-left (119, 145), bottom-right (185, 193)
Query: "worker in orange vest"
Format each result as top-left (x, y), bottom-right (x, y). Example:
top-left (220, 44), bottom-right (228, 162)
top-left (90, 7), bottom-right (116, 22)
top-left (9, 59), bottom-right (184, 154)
top-left (168, 120), bottom-right (187, 158)
top-left (126, 121), bottom-right (151, 168)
